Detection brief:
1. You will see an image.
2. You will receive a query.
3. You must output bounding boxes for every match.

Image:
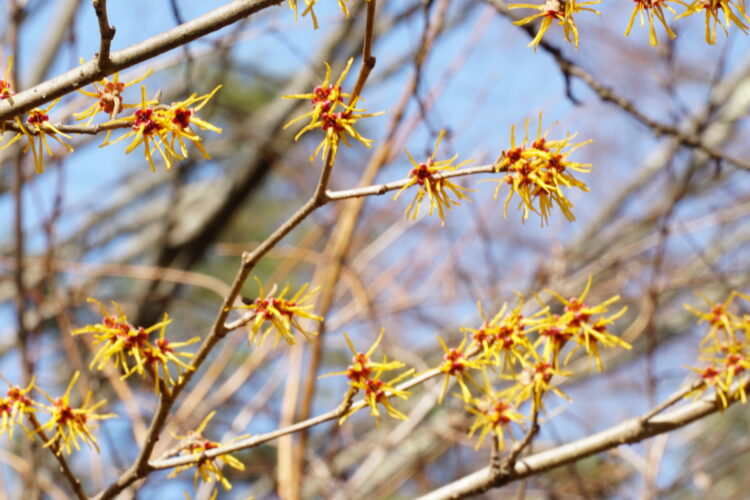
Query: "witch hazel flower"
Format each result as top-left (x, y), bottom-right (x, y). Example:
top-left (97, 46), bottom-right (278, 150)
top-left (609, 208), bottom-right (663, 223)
top-left (284, 58), bottom-right (383, 164)
top-left (393, 130), bottom-right (475, 226)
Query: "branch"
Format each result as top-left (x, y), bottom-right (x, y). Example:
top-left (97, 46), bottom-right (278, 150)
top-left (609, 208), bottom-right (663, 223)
top-left (325, 163), bottom-right (497, 201)
top-left (92, 0), bottom-right (116, 69)
top-left (3, 120), bottom-right (128, 135)
top-left (416, 380), bottom-right (748, 500)
top-left (348, 0), bottom-right (378, 103)
top-left (0, 0), bottom-right (284, 122)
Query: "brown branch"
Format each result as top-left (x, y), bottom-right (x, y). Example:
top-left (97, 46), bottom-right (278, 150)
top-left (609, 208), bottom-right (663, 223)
top-left (415, 380), bottom-right (749, 500)
top-left (325, 163), bottom-right (497, 201)
top-left (3, 120), bottom-right (128, 135)
top-left (92, 0), bottom-right (116, 69)
top-left (148, 364), bottom-right (450, 472)
top-left (0, 0), bottom-right (284, 122)
top-left (499, 401), bottom-right (540, 473)
top-left (150, 388), bottom-right (358, 471)
top-left (348, 0), bottom-right (378, 103)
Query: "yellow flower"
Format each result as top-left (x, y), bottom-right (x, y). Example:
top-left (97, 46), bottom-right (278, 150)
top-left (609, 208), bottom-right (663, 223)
top-left (466, 388), bottom-right (525, 450)
top-left (162, 85), bottom-right (223, 160)
top-left (284, 58), bottom-right (382, 164)
top-left (544, 276), bottom-right (631, 370)
top-left (105, 85), bottom-right (177, 171)
top-left (685, 365), bottom-right (733, 408)
top-left (436, 334), bottom-right (486, 404)
top-left (1, 99), bottom-right (74, 174)
top-left (392, 130), bottom-right (475, 226)
top-left (36, 371), bottom-right (115, 455)
top-left (167, 411), bottom-right (246, 491)
top-left (283, 59), bottom-right (352, 128)
top-left (0, 376), bottom-right (36, 439)
top-left (463, 299), bottom-right (538, 372)
top-left (325, 329), bottom-right (413, 423)
top-left (103, 84), bottom-right (221, 171)
top-left (685, 291), bottom-right (744, 346)
top-left (0, 56), bottom-right (15, 100)
top-left (676, 0), bottom-right (750, 44)
top-left (130, 315), bottom-right (200, 392)
top-left (237, 278), bottom-right (323, 347)
top-left (509, 0), bottom-right (601, 49)
top-left (72, 298), bottom-right (177, 382)
top-left (74, 68), bottom-right (152, 124)
top-left (491, 113), bottom-right (591, 225)
top-left (508, 355), bottom-right (572, 409)
top-left (625, 0), bottom-right (680, 46)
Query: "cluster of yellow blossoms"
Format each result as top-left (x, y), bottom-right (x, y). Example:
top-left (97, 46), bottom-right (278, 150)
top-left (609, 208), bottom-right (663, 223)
top-left (0, 372), bottom-right (114, 455)
top-left (72, 298), bottom-right (200, 392)
top-left (329, 278), bottom-right (630, 450)
top-left (510, 0), bottom-right (750, 48)
top-left (326, 329), bottom-right (414, 423)
top-left (493, 113), bottom-right (591, 225)
top-left (167, 411), bottom-right (246, 491)
top-left (686, 291), bottom-right (750, 407)
top-left (284, 58), bottom-right (382, 164)
top-left (237, 278), bottom-right (323, 347)
top-left (393, 130), bottom-right (475, 226)
top-left (0, 63), bottom-right (221, 173)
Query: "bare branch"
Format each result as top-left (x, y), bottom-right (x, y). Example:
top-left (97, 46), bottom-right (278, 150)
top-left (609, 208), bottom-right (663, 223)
top-left (92, 0), bottom-right (116, 69)
top-left (416, 380), bottom-right (748, 500)
top-left (0, 0), bottom-right (284, 122)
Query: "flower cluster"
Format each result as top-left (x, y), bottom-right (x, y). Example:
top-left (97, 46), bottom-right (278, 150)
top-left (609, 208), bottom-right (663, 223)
top-left (72, 298), bottom-right (200, 391)
top-left (35, 372), bottom-right (116, 455)
top-left (0, 376), bottom-right (35, 438)
top-left (327, 329), bottom-right (413, 423)
top-left (442, 277), bottom-right (629, 447)
top-left (465, 386), bottom-right (526, 449)
top-left (0, 372), bottom-right (115, 455)
top-left (509, 0), bottom-right (749, 47)
top-left (0, 98), bottom-right (73, 174)
top-left (236, 278), bottom-right (323, 347)
top-left (685, 291), bottom-right (750, 407)
top-left (509, 0), bottom-right (602, 49)
top-left (167, 411), bottom-right (246, 491)
top-left (393, 130), bottom-right (475, 226)
top-left (284, 58), bottom-right (382, 164)
top-left (104, 84), bottom-right (222, 171)
top-left (491, 113), bottom-right (591, 225)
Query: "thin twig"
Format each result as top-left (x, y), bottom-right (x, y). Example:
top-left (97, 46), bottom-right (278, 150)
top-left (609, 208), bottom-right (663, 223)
top-left (348, 0), bottom-right (378, 104)
top-left (500, 402), bottom-right (540, 473)
top-left (640, 380), bottom-right (704, 423)
top-left (92, 0), bottom-right (116, 69)
top-left (2, 120), bottom-right (128, 135)
top-left (325, 163), bottom-right (497, 201)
